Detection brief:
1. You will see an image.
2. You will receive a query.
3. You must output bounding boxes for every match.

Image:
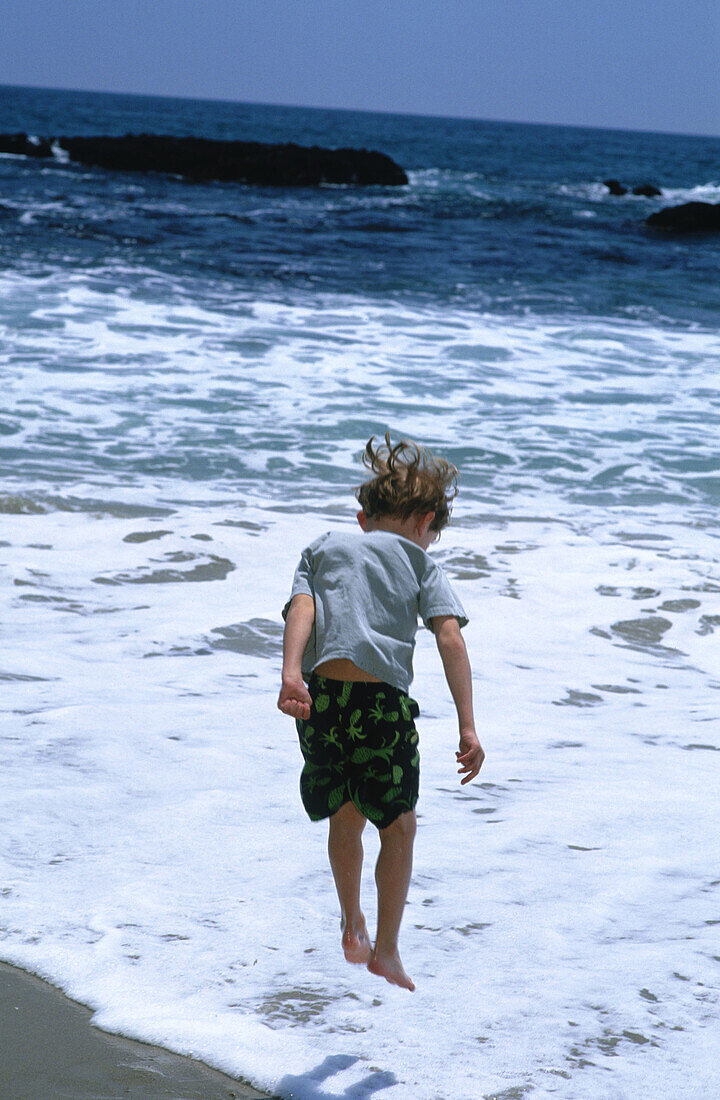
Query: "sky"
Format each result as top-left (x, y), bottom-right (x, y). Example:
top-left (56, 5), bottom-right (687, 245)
top-left (2, 0), bottom-right (719, 136)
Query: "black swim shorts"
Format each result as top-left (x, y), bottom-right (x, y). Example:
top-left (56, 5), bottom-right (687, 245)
top-left (296, 673), bottom-right (420, 829)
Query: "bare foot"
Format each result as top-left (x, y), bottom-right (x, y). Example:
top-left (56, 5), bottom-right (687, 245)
top-left (367, 947), bottom-right (415, 991)
top-left (341, 915), bottom-right (372, 965)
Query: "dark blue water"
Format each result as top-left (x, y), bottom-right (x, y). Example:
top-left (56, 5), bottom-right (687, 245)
top-left (1, 84), bottom-right (719, 324)
top-left (3, 89), bottom-right (720, 1100)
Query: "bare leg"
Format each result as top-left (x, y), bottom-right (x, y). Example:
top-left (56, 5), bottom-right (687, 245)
top-left (368, 810), bottom-right (416, 991)
top-left (327, 801), bottom-right (372, 964)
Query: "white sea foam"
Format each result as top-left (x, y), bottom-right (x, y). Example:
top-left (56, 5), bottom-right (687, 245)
top-left (50, 140), bottom-right (70, 164)
top-left (2, 268), bottom-right (719, 509)
top-left (562, 179), bottom-right (720, 205)
top-left (661, 182), bottom-right (720, 203)
top-left (556, 182), bottom-right (611, 202)
top-left (1, 269), bottom-right (720, 1097)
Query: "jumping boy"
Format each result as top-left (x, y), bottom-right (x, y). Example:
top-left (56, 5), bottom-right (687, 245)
top-left (278, 434), bottom-right (484, 991)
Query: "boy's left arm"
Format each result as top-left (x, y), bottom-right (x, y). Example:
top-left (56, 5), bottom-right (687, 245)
top-left (432, 615), bottom-right (485, 783)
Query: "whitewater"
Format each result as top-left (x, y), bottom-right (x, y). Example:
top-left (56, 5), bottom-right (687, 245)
top-left (1, 266), bottom-right (719, 1098)
top-left (2, 85), bottom-right (720, 1098)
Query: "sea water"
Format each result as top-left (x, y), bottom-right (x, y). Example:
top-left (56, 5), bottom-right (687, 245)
top-left (1, 85), bottom-right (719, 1098)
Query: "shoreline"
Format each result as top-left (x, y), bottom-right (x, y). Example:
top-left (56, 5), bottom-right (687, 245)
top-left (0, 961), bottom-right (276, 1100)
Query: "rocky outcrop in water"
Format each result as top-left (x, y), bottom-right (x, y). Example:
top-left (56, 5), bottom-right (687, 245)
top-left (603, 179), bottom-right (662, 197)
top-left (646, 201), bottom-right (720, 232)
top-left (0, 131), bottom-right (408, 187)
top-left (632, 182), bottom-right (662, 197)
top-left (0, 132), bottom-right (53, 158)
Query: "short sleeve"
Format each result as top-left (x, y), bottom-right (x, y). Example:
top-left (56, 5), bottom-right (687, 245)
top-left (282, 546), bottom-right (315, 620)
top-left (418, 560), bottom-right (468, 631)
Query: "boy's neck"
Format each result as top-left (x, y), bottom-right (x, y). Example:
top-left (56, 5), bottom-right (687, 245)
top-left (365, 517), bottom-right (411, 537)
top-left (360, 512), bottom-right (437, 551)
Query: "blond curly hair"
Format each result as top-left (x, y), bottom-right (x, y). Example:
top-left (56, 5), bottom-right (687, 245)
top-left (355, 433), bottom-right (458, 532)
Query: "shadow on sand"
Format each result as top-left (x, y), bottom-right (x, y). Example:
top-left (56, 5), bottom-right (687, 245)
top-left (276, 1054), bottom-right (397, 1099)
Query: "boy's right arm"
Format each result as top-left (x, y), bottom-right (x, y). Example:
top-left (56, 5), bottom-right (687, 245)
top-left (278, 594), bottom-right (315, 720)
top-left (432, 615), bottom-right (485, 783)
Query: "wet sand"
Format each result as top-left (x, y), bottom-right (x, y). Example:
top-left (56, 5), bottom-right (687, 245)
top-left (0, 961), bottom-right (275, 1099)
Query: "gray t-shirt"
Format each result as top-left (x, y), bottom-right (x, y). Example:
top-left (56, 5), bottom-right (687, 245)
top-left (282, 530), bottom-right (468, 692)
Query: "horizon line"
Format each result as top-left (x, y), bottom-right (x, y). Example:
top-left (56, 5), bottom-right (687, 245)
top-left (2, 81), bottom-right (719, 143)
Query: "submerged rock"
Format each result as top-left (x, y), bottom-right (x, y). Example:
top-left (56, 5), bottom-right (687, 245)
top-left (0, 132), bottom-right (53, 158)
top-left (632, 182), bottom-right (662, 197)
top-left (646, 201), bottom-right (720, 232)
top-left (603, 179), bottom-right (663, 197)
top-left (0, 131), bottom-right (408, 187)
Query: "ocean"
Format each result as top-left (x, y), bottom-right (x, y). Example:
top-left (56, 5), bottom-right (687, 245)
top-left (1, 84), bottom-right (719, 1099)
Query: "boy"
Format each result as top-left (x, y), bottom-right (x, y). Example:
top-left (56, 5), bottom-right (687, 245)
top-left (278, 434), bottom-right (484, 991)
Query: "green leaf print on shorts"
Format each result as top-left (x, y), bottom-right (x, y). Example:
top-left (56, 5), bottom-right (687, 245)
top-left (320, 725), bottom-right (342, 749)
top-left (328, 785), bottom-right (347, 812)
top-left (298, 673), bottom-right (420, 829)
top-left (347, 709), bottom-right (363, 738)
top-left (361, 803), bottom-right (385, 824)
top-left (368, 695), bottom-right (387, 723)
top-left (338, 680), bottom-right (353, 710)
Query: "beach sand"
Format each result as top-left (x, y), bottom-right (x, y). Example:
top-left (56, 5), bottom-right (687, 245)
top-left (0, 961), bottom-right (275, 1100)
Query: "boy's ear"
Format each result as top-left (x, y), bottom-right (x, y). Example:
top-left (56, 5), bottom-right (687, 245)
top-left (419, 511), bottom-right (435, 535)
top-left (357, 510), bottom-right (368, 531)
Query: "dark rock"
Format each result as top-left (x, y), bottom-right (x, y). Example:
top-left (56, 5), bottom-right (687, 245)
top-left (0, 131), bottom-right (408, 187)
top-left (646, 201), bottom-right (720, 233)
top-left (632, 182), bottom-right (662, 197)
top-left (0, 132), bottom-right (53, 158)
top-left (603, 179), bottom-right (627, 195)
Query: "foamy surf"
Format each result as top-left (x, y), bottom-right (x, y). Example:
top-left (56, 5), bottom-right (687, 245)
top-left (2, 269), bottom-right (719, 511)
top-left (2, 88), bottom-right (720, 1097)
top-left (2, 475), bottom-right (719, 1098)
